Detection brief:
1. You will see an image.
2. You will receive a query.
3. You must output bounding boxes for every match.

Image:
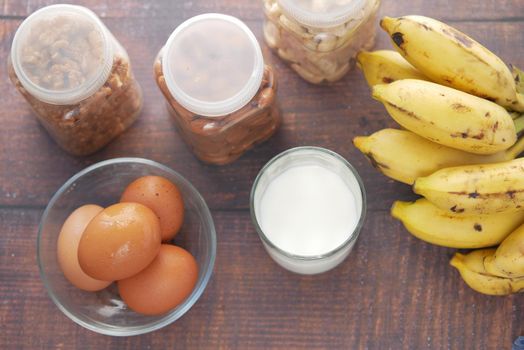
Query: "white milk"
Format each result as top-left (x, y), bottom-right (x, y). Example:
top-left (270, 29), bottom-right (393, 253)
top-left (259, 164), bottom-right (358, 257)
top-left (251, 147), bottom-right (365, 274)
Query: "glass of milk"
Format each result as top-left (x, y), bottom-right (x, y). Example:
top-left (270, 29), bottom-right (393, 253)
top-left (250, 146), bottom-right (366, 274)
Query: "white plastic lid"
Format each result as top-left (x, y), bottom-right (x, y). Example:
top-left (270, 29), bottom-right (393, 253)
top-left (10, 4), bottom-right (113, 105)
top-left (278, 0), bottom-right (367, 28)
top-left (162, 13), bottom-right (264, 117)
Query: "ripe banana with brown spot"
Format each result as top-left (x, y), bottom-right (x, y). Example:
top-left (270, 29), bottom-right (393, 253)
top-left (352, 129), bottom-right (524, 185)
top-left (413, 158), bottom-right (524, 215)
top-left (513, 65), bottom-right (524, 94)
top-left (380, 15), bottom-right (524, 112)
top-left (450, 249), bottom-right (524, 295)
top-left (391, 199), bottom-right (524, 248)
top-left (356, 50), bottom-right (428, 87)
top-left (372, 79), bottom-right (519, 155)
top-left (483, 223), bottom-right (524, 278)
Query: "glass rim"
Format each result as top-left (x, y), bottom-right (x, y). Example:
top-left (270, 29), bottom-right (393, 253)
top-left (37, 157), bottom-right (217, 336)
top-left (249, 146), bottom-right (367, 262)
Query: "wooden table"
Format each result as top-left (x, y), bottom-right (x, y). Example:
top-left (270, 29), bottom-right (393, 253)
top-left (1, 1), bottom-right (523, 349)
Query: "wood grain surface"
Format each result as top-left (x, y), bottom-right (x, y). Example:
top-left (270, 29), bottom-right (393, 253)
top-left (1, 1), bottom-right (524, 349)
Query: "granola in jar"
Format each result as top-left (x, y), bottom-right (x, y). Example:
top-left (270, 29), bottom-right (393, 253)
top-left (154, 14), bottom-right (280, 165)
top-left (9, 4), bottom-right (142, 155)
top-left (263, 0), bottom-right (381, 84)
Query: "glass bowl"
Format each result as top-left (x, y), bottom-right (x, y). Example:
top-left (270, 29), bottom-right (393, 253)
top-left (37, 158), bottom-right (216, 336)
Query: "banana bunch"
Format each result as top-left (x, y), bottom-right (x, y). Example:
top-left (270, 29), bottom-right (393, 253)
top-left (353, 14), bottom-right (524, 296)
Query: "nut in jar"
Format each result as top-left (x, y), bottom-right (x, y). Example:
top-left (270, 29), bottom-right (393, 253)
top-left (9, 4), bottom-right (142, 155)
top-left (154, 13), bottom-right (280, 165)
top-left (263, 0), bottom-right (381, 84)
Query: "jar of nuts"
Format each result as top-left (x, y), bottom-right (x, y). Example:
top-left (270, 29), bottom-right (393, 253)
top-left (154, 13), bottom-right (280, 165)
top-left (263, 0), bottom-right (380, 84)
top-left (8, 4), bottom-right (142, 156)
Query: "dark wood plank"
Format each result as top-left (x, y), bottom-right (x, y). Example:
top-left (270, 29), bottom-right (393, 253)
top-left (1, 0), bottom-right (523, 22)
top-left (1, 208), bottom-right (522, 349)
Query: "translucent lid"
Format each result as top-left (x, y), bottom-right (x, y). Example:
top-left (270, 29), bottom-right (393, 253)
top-left (162, 13), bottom-right (264, 117)
top-left (10, 4), bottom-right (113, 105)
top-left (278, 0), bottom-right (367, 28)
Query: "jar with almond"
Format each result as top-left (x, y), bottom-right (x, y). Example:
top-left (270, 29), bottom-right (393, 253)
top-left (154, 13), bottom-right (280, 165)
top-left (8, 4), bottom-right (142, 156)
top-left (263, 0), bottom-right (380, 84)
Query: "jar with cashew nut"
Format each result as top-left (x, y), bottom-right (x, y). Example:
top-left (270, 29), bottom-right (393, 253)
top-left (154, 14), bottom-right (280, 165)
top-left (263, 0), bottom-right (380, 84)
top-left (8, 4), bottom-right (142, 156)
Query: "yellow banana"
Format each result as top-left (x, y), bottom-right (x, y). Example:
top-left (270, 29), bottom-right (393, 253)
top-left (391, 199), bottom-right (524, 248)
top-left (450, 249), bottom-right (524, 296)
top-left (352, 129), bottom-right (524, 185)
top-left (380, 15), bottom-right (524, 112)
top-left (484, 223), bottom-right (524, 278)
top-left (414, 158), bottom-right (524, 215)
top-left (356, 50), bottom-right (428, 87)
top-left (512, 65), bottom-right (524, 94)
top-left (372, 79), bottom-right (518, 155)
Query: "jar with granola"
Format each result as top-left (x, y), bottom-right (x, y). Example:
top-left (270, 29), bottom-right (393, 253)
top-left (9, 4), bottom-right (142, 155)
top-left (154, 13), bottom-right (280, 165)
top-left (263, 0), bottom-right (380, 84)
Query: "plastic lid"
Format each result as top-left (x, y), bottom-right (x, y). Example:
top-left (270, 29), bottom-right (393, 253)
top-left (278, 0), bottom-right (367, 28)
top-left (10, 4), bottom-right (113, 105)
top-left (162, 13), bottom-right (264, 117)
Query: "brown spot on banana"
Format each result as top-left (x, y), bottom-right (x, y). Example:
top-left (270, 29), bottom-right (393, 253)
top-left (451, 103), bottom-right (472, 113)
top-left (469, 192), bottom-right (479, 198)
top-left (385, 102), bottom-right (421, 120)
top-left (392, 32), bottom-right (405, 48)
top-left (473, 223), bottom-right (482, 232)
top-left (419, 23), bottom-right (432, 31)
top-left (364, 153), bottom-right (390, 170)
top-left (450, 205), bottom-right (465, 213)
top-left (450, 130), bottom-right (485, 140)
top-left (382, 77), bottom-right (394, 83)
top-left (441, 27), bottom-right (474, 48)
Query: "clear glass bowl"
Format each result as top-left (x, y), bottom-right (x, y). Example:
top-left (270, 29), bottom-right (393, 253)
top-left (37, 158), bottom-right (216, 336)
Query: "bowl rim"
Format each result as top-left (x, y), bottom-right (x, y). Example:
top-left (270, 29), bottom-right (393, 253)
top-left (37, 157), bottom-right (217, 336)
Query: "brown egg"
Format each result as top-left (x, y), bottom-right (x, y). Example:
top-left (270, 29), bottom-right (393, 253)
top-left (118, 244), bottom-right (198, 315)
top-left (120, 176), bottom-right (184, 241)
top-left (78, 202), bottom-right (162, 281)
top-left (57, 204), bottom-right (112, 291)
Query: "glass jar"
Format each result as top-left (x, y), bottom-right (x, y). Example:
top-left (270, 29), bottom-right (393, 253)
top-left (263, 0), bottom-right (381, 84)
top-left (8, 4), bottom-right (142, 156)
top-left (154, 14), bottom-right (280, 165)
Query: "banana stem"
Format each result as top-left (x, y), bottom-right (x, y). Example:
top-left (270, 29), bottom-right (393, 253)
top-left (514, 115), bottom-right (524, 134)
top-left (506, 135), bottom-right (524, 160)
